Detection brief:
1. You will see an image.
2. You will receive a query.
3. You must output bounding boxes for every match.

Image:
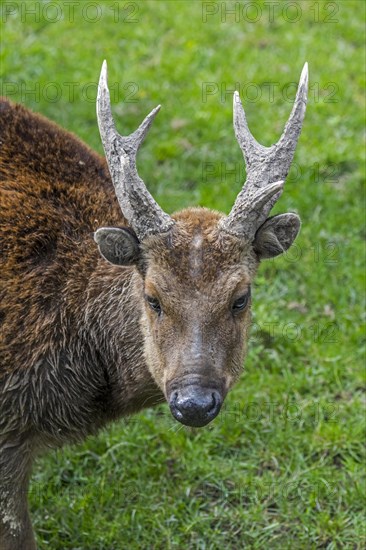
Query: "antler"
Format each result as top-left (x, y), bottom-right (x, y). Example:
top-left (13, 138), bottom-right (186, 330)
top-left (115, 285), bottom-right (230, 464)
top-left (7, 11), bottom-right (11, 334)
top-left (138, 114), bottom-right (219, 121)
top-left (219, 63), bottom-right (308, 239)
top-left (97, 60), bottom-right (174, 241)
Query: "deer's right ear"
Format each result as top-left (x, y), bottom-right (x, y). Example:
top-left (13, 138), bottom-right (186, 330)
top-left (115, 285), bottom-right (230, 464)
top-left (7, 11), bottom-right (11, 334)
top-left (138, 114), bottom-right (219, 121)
top-left (94, 227), bottom-right (140, 266)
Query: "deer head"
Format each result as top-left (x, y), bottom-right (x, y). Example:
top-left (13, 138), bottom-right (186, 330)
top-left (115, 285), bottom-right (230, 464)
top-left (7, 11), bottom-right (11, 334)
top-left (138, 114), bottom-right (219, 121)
top-left (94, 61), bottom-right (308, 427)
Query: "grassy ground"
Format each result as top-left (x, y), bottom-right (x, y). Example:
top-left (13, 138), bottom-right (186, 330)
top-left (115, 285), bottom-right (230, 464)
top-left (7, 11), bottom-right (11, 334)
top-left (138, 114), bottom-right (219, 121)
top-left (1, 0), bottom-right (365, 548)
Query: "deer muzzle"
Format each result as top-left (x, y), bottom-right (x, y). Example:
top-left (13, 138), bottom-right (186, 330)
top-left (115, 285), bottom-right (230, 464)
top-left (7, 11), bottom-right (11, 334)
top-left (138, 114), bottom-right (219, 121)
top-left (168, 386), bottom-right (223, 427)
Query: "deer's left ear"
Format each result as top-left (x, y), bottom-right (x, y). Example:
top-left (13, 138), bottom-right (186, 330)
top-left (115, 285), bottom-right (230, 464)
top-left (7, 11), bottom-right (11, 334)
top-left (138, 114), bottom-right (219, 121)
top-left (253, 213), bottom-right (301, 260)
top-left (94, 227), bottom-right (140, 265)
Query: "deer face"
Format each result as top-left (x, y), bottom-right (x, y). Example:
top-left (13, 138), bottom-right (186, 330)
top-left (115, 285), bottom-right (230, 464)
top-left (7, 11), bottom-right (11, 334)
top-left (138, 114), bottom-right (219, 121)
top-left (97, 208), bottom-right (256, 427)
top-left (140, 209), bottom-right (256, 427)
top-left (94, 61), bottom-right (308, 427)
top-left (95, 206), bottom-right (300, 426)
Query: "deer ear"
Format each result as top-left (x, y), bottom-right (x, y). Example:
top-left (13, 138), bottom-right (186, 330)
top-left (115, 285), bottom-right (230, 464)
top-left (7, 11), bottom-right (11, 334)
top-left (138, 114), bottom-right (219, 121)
top-left (253, 213), bottom-right (301, 260)
top-left (94, 227), bottom-right (140, 265)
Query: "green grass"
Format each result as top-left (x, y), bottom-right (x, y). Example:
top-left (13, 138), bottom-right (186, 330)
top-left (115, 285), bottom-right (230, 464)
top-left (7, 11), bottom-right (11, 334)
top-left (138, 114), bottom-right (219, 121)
top-left (1, 0), bottom-right (365, 548)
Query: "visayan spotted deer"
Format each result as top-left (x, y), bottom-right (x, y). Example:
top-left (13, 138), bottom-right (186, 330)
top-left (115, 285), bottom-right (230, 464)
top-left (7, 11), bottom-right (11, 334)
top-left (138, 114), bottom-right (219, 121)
top-left (0, 62), bottom-right (308, 549)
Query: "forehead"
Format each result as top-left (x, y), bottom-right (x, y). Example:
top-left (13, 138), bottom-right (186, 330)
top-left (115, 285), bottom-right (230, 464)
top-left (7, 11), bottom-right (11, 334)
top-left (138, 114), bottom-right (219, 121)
top-left (143, 208), bottom-right (256, 290)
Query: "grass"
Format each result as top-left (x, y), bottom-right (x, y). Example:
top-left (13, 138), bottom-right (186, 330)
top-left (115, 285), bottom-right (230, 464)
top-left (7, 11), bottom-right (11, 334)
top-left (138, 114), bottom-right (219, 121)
top-left (1, 0), bottom-right (365, 548)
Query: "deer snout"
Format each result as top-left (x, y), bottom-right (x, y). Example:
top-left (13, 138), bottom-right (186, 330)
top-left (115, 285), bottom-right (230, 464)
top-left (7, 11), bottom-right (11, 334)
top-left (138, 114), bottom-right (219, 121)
top-left (169, 387), bottom-right (222, 427)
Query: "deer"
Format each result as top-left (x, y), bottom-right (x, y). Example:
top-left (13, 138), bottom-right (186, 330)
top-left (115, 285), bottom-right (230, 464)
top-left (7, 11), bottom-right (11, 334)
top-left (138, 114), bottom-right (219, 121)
top-left (0, 61), bottom-right (308, 549)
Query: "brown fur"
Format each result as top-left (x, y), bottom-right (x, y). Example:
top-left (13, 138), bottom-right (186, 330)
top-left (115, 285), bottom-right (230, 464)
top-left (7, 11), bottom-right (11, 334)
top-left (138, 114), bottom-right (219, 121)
top-left (0, 98), bottom-right (261, 549)
top-left (0, 98), bottom-right (122, 374)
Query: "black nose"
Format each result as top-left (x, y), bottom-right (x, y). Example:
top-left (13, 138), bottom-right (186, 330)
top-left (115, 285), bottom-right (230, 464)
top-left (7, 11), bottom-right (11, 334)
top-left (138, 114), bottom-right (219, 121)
top-left (169, 387), bottom-right (222, 427)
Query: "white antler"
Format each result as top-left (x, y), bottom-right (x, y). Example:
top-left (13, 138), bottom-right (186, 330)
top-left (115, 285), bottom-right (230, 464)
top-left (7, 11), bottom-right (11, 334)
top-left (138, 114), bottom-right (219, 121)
top-left (219, 63), bottom-right (308, 239)
top-left (97, 60), bottom-right (174, 240)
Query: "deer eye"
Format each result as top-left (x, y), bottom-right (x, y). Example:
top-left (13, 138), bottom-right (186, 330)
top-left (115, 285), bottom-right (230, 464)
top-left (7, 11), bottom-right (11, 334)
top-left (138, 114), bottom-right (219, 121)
top-left (232, 288), bottom-right (251, 313)
top-left (146, 295), bottom-right (162, 315)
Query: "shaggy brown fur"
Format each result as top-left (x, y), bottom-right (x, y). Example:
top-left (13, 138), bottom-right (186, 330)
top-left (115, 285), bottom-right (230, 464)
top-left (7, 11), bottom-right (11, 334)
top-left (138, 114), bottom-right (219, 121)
top-left (0, 98), bottom-right (122, 373)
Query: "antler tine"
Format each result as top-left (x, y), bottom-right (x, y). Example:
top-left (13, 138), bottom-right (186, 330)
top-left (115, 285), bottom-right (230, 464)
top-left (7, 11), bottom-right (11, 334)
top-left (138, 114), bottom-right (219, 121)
top-left (97, 60), bottom-right (174, 241)
top-left (232, 90), bottom-right (269, 169)
top-left (220, 63), bottom-right (308, 240)
top-left (276, 62), bottom-right (308, 155)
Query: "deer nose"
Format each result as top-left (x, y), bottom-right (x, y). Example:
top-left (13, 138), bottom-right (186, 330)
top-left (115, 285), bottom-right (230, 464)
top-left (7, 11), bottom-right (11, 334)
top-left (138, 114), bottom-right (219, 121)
top-left (169, 387), bottom-right (222, 427)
